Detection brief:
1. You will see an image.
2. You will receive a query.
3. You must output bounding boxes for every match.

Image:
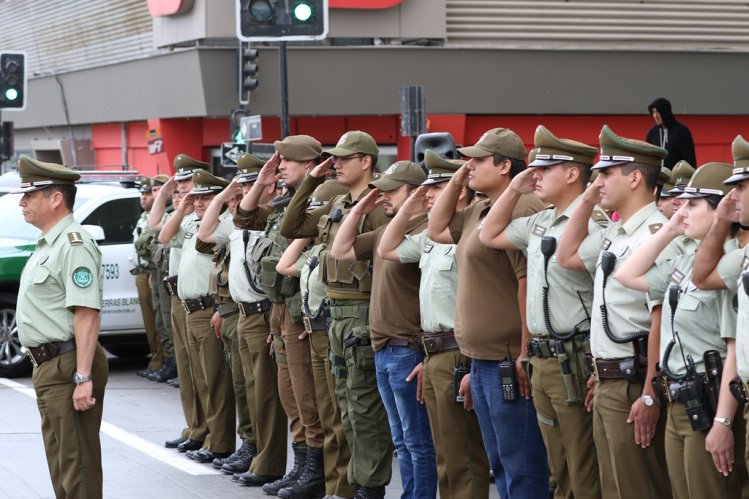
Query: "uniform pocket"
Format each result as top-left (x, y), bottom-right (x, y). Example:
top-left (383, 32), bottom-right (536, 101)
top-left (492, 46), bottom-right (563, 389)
top-left (31, 266), bottom-right (52, 284)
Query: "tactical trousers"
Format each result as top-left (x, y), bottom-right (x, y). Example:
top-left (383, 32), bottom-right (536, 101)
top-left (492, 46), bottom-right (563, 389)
top-left (33, 345), bottom-right (108, 499)
top-left (664, 401), bottom-right (749, 499)
top-left (421, 350), bottom-right (489, 499)
top-left (171, 296), bottom-right (207, 442)
top-left (593, 378), bottom-right (670, 499)
top-left (218, 304), bottom-right (254, 444)
top-left (328, 299), bottom-right (393, 488)
top-left (309, 328), bottom-right (355, 498)
top-left (150, 267), bottom-right (174, 358)
top-left (185, 308), bottom-right (236, 454)
top-left (236, 312), bottom-right (288, 476)
top-left (529, 356), bottom-right (600, 499)
top-left (271, 302), bottom-right (325, 448)
top-left (136, 272), bottom-right (162, 370)
top-left (269, 303), bottom-right (304, 445)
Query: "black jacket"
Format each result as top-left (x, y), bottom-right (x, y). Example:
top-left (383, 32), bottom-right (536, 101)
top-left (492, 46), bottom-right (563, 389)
top-left (646, 98), bottom-right (696, 169)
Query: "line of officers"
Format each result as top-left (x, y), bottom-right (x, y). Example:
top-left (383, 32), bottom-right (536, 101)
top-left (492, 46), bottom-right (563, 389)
top-left (131, 124), bottom-right (749, 499)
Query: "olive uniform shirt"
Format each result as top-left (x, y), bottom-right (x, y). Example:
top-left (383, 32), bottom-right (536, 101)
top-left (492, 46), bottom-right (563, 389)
top-left (352, 215), bottom-right (428, 351)
top-left (176, 211), bottom-right (233, 300)
top-left (505, 195), bottom-right (600, 336)
top-left (717, 243), bottom-right (749, 380)
top-left (395, 231), bottom-right (457, 334)
top-left (448, 195), bottom-right (545, 360)
top-left (18, 214), bottom-right (103, 347)
top-left (578, 202), bottom-right (685, 360)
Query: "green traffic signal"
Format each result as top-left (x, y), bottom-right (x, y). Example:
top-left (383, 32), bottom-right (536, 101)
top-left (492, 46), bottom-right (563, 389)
top-left (248, 0), bottom-right (274, 23)
top-left (292, 2), bottom-right (313, 23)
top-left (4, 88), bottom-right (18, 102)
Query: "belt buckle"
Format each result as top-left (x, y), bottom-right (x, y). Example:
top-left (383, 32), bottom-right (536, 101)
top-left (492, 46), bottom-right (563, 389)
top-left (182, 301), bottom-right (191, 314)
top-left (28, 350), bottom-right (38, 368)
top-left (302, 315), bottom-right (313, 334)
top-left (591, 357), bottom-right (600, 380)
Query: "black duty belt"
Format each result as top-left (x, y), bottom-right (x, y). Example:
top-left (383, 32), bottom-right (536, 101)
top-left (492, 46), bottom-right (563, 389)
top-left (28, 338), bottom-right (76, 367)
top-left (237, 299), bottom-right (271, 317)
top-left (655, 373), bottom-right (709, 404)
top-left (526, 334), bottom-right (589, 359)
top-left (181, 295), bottom-right (215, 314)
top-left (303, 308), bottom-right (330, 333)
top-left (415, 331), bottom-right (459, 356)
top-left (163, 275), bottom-right (178, 296)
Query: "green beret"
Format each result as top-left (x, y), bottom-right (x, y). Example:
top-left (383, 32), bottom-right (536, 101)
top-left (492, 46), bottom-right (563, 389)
top-left (325, 131), bottom-right (379, 157)
top-left (458, 127), bottom-right (526, 161)
top-left (174, 154), bottom-right (209, 181)
top-left (190, 170), bottom-right (228, 196)
top-left (236, 153), bottom-right (265, 184)
top-left (422, 149), bottom-right (464, 185)
top-left (309, 179), bottom-right (347, 208)
top-left (725, 135), bottom-right (749, 185)
top-left (369, 161), bottom-right (426, 192)
top-left (274, 135), bottom-right (322, 162)
top-left (14, 154), bottom-right (80, 193)
top-left (679, 162), bottom-right (733, 198)
top-left (152, 174), bottom-right (170, 186)
top-left (593, 125), bottom-right (667, 170)
top-left (528, 125), bottom-right (597, 167)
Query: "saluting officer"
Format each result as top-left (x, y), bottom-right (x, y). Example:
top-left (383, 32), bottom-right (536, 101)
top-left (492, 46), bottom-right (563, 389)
top-left (16, 155), bottom-right (109, 499)
top-left (377, 150), bottom-right (490, 499)
top-left (479, 126), bottom-right (602, 499)
top-left (669, 160), bottom-right (696, 215)
top-left (557, 125), bottom-right (684, 499)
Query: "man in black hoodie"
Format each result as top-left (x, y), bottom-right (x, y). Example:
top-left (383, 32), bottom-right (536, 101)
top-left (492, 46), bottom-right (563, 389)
top-left (646, 97), bottom-right (696, 168)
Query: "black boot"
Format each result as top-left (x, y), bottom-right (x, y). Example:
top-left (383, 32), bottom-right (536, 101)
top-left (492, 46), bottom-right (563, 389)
top-left (261, 442), bottom-right (308, 496)
top-left (217, 440), bottom-right (256, 473)
top-left (353, 486), bottom-right (386, 499)
top-left (150, 357), bottom-right (178, 382)
top-left (278, 446), bottom-right (325, 499)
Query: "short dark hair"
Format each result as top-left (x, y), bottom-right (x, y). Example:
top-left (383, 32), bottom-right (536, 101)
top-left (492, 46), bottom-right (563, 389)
top-left (365, 155), bottom-right (378, 173)
top-left (620, 162), bottom-right (659, 191)
top-left (493, 154), bottom-right (526, 178)
top-left (44, 184), bottom-right (77, 211)
top-left (564, 162), bottom-right (592, 186)
top-left (705, 194), bottom-right (722, 210)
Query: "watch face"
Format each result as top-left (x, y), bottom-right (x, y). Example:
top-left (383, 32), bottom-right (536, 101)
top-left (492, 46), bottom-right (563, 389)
top-left (642, 395), bottom-right (654, 406)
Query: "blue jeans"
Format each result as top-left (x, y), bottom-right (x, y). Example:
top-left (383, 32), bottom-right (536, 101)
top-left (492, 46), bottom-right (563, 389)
top-left (471, 359), bottom-right (549, 499)
top-left (375, 346), bottom-right (437, 499)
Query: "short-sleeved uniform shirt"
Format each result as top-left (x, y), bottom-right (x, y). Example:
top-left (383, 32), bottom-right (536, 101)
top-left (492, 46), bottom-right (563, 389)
top-left (17, 214), bottom-right (103, 348)
top-left (647, 248), bottom-right (735, 376)
top-left (177, 212), bottom-right (232, 300)
top-left (396, 230), bottom-right (457, 334)
top-left (577, 202), bottom-right (685, 359)
top-left (448, 194), bottom-right (545, 360)
top-left (717, 243), bottom-right (749, 380)
top-left (228, 227), bottom-right (267, 304)
top-left (352, 215), bottom-right (428, 351)
top-left (132, 211), bottom-right (150, 266)
top-left (505, 194), bottom-right (600, 336)
top-left (167, 212), bottom-right (196, 276)
top-left (297, 243), bottom-right (327, 316)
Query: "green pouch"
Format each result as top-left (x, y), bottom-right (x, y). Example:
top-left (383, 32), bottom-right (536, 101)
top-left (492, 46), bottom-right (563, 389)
top-left (284, 291), bottom-right (303, 325)
top-left (259, 257), bottom-right (284, 302)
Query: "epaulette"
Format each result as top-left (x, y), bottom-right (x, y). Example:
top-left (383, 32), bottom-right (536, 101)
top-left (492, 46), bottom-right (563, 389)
top-left (648, 223), bottom-right (663, 234)
top-left (67, 232), bottom-right (84, 245)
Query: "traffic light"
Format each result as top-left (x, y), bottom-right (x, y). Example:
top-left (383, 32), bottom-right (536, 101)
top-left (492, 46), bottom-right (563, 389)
top-left (237, 0), bottom-right (329, 41)
top-left (0, 52), bottom-right (26, 110)
top-left (0, 122), bottom-right (13, 162)
top-left (238, 42), bottom-right (259, 105)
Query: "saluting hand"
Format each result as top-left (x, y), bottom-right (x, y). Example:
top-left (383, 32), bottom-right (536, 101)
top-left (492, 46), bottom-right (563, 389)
top-left (400, 186), bottom-right (429, 216)
top-left (508, 168), bottom-right (537, 195)
top-left (582, 177), bottom-right (603, 206)
top-left (73, 381), bottom-right (96, 412)
top-left (309, 157), bottom-right (335, 179)
top-left (716, 190), bottom-right (740, 222)
top-left (217, 178), bottom-right (240, 202)
top-left (351, 188), bottom-right (383, 216)
top-left (179, 194), bottom-right (195, 215)
top-left (662, 203), bottom-right (687, 237)
top-left (256, 153), bottom-right (282, 193)
top-left (450, 162), bottom-right (471, 188)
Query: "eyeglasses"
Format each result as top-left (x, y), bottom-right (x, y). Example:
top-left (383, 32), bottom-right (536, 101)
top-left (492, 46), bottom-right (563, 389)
top-left (332, 154), bottom-right (364, 165)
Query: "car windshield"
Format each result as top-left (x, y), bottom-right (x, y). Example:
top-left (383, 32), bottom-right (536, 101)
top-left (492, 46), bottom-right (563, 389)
top-left (0, 193), bottom-right (89, 240)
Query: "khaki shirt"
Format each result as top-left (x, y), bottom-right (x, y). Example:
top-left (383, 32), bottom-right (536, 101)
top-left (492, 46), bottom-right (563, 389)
top-left (717, 243), bottom-right (749, 379)
top-left (578, 202), bottom-right (685, 359)
top-left (228, 228), bottom-right (267, 304)
top-left (296, 243), bottom-right (327, 315)
top-left (448, 194), bottom-right (545, 360)
top-left (648, 249), bottom-right (734, 376)
top-left (396, 230), bottom-right (457, 334)
top-left (176, 215), bottom-right (217, 300)
top-left (17, 214), bottom-right (103, 348)
top-left (167, 212), bottom-right (195, 276)
top-left (505, 195), bottom-right (599, 336)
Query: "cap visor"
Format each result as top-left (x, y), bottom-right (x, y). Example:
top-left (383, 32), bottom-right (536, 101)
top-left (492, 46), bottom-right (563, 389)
top-left (421, 177), bottom-right (451, 186)
top-left (724, 173), bottom-right (749, 185)
top-left (457, 145), bottom-right (492, 158)
top-left (325, 146), bottom-right (357, 157)
top-left (528, 159), bottom-right (564, 168)
top-left (174, 172), bottom-right (194, 181)
top-left (369, 178), bottom-right (404, 192)
top-left (591, 159), bottom-right (630, 170)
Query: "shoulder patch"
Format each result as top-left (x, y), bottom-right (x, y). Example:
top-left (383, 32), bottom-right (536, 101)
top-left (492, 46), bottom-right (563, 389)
top-left (67, 232), bottom-right (84, 245)
top-left (648, 223), bottom-right (663, 234)
top-left (72, 267), bottom-right (93, 288)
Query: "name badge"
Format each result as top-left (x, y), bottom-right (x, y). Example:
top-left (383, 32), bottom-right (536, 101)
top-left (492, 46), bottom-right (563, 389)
top-left (185, 232), bottom-right (194, 239)
top-left (669, 269), bottom-right (685, 285)
top-left (424, 243), bottom-right (434, 254)
top-left (601, 238), bottom-right (612, 250)
top-left (532, 224), bottom-right (546, 237)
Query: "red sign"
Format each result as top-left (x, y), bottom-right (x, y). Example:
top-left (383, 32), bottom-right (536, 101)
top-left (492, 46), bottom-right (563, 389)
top-left (147, 0), bottom-right (195, 17)
top-left (330, 0), bottom-right (404, 8)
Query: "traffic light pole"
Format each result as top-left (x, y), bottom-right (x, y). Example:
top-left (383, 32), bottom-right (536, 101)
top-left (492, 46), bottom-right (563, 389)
top-left (279, 42), bottom-right (289, 140)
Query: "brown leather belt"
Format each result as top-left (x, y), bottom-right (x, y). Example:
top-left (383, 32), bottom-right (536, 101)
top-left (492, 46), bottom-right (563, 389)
top-left (28, 338), bottom-right (76, 367)
top-left (384, 337), bottom-right (419, 350)
top-left (416, 332), bottom-right (459, 356)
top-left (237, 299), bottom-right (271, 317)
top-left (181, 295), bottom-right (215, 314)
top-left (163, 275), bottom-right (178, 297)
top-left (592, 357), bottom-right (639, 380)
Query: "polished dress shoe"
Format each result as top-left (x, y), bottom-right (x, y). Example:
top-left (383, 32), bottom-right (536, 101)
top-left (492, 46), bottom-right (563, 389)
top-left (164, 436), bottom-right (187, 449)
top-left (236, 471), bottom-right (283, 486)
top-left (189, 449), bottom-right (231, 463)
top-left (177, 439), bottom-right (203, 452)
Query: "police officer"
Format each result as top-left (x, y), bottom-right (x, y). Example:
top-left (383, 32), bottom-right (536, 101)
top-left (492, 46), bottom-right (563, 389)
top-left (280, 131), bottom-right (392, 499)
top-left (557, 125), bottom-right (683, 499)
top-left (377, 150), bottom-right (490, 499)
top-left (479, 126), bottom-right (602, 499)
top-left (657, 168), bottom-right (676, 218)
top-left (16, 155), bottom-right (109, 499)
top-left (132, 176), bottom-right (163, 377)
top-left (669, 160), bottom-right (696, 215)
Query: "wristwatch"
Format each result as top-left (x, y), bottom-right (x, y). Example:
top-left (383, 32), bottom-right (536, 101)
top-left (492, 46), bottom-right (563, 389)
top-left (714, 416), bottom-right (733, 427)
top-left (641, 395), bottom-right (655, 407)
top-left (72, 372), bottom-right (92, 384)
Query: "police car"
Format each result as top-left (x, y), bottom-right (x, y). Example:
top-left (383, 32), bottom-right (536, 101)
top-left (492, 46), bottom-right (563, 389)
top-left (0, 171), bottom-right (146, 377)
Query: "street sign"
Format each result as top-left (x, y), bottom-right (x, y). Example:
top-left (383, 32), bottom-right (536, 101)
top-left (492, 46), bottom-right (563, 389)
top-left (221, 142), bottom-right (250, 166)
top-left (240, 115), bottom-right (263, 141)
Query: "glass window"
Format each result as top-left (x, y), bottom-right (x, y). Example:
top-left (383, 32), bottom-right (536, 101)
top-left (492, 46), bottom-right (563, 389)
top-left (82, 197), bottom-right (142, 245)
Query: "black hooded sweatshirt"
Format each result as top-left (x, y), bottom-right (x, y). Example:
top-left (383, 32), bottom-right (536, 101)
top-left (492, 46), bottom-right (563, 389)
top-left (646, 98), bottom-right (696, 169)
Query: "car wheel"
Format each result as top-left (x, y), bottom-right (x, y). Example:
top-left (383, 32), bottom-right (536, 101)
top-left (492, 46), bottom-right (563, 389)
top-left (0, 293), bottom-right (32, 378)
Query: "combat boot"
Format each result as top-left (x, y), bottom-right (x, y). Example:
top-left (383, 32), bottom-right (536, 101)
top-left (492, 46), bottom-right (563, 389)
top-left (150, 357), bottom-right (177, 382)
top-left (278, 446), bottom-right (325, 499)
top-left (218, 440), bottom-right (256, 473)
top-left (353, 486), bottom-right (385, 499)
top-left (261, 442), bottom-right (308, 496)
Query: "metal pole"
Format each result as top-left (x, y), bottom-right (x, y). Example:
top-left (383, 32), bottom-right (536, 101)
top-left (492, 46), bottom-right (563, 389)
top-left (279, 41), bottom-right (289, 139)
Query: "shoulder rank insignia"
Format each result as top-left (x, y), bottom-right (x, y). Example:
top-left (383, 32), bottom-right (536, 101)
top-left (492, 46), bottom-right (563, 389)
top-left (423, 243), bottom-right (433, 254)
top-left (669, 269), bottom-right (685, 285)
top-left (67, 232), bottom-right (84, 245)
top-left (648, 223), bottom-right (663, 234)
top-left (532, 224), bottom-right (546, 237)
top-left (601, 238), bottom-right (612, 250)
